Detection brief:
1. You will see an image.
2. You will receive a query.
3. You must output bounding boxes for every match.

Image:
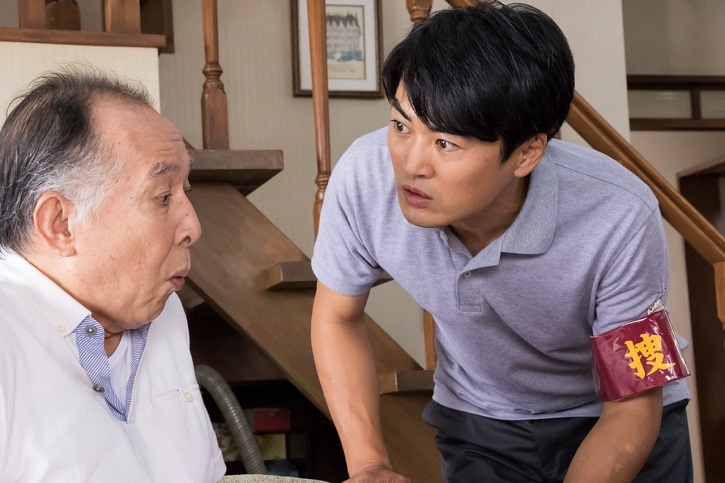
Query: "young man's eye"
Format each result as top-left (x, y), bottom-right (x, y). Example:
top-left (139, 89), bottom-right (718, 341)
top-left (391, 120), bottom-right (407, 133)
top-left (436, 139), bottom-right (457, 151)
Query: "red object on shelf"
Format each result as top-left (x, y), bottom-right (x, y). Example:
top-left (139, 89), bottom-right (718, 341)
top-left (246, 407), bottom-right (291, 434)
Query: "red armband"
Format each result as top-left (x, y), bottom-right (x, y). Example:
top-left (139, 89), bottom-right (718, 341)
top-left (590, 309), bottom-right (689, 401)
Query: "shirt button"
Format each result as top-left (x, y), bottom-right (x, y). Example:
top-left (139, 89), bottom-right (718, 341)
top-left (181, 391), bottom-right (194, 402)
top-left (462, 271), bottom-right (472, 279)
top-left (85, 326), bottom-right (96, 336)
top-left (93, 385), bottom-right (105, 393)
top-left (57, 325), bottom-right (66, 333)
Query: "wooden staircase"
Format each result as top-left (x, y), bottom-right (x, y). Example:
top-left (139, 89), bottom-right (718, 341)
top-left (184, 180), bottom-right (440, 481)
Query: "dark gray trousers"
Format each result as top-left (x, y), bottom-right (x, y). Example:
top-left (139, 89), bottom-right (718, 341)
top-left (423, 399), bottom-right (692, 483)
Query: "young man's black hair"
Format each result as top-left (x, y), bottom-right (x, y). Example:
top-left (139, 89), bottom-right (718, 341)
top-left (382, 1), bottom-right (575, 161)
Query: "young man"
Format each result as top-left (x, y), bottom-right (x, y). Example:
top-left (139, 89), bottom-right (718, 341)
top-left (0, 68), bottom-right (225, 481)
top-left (311, 2), bottom-right (692, 482)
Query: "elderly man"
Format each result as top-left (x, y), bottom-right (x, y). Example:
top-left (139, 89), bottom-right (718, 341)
top-left (0, 68), bottom-right (225, 481)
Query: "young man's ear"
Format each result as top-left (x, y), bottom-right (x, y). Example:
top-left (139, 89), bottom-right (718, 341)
top-left (33, 192), bottom-right (77, 257)
top-left (513, 133), bottom-right (548, 178)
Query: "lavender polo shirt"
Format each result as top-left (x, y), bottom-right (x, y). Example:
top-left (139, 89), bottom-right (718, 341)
top-left (311, 128), bottom-right (689, 420)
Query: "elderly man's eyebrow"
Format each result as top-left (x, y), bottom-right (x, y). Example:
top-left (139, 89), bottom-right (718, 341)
top-left (149, 162), bottom-right (178, 177)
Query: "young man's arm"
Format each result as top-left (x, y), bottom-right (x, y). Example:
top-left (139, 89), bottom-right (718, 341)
top-left (311, 281), bottom-right (410, 483)
top-left (565, 387), bottom-right (663, 482)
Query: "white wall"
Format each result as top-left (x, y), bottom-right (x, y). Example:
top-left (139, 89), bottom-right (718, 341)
top-left (0, 43), bottom-right (160, 113)
top-left (624, 0), bottom-right (725, 75)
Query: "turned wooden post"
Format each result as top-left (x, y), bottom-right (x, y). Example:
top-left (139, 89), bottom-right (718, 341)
top-left (45, 0), bottom-right (80, 30)
top-left (200, 0), bottom-right (230, 150)
top-left (103, 0), bottom-right (140, 34)
top-left (307, 0), bottom-right (331, 238)
top-left (18, 0), bottom-right (46, 28)
top-left (405, 0), bottom-right (432, 22)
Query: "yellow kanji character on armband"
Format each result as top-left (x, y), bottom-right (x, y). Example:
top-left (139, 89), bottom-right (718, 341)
top-left (624, 333), bottom-right (676, 379)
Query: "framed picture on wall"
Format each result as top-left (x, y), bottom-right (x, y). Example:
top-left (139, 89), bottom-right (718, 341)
top-left (291, 0), bottom-right (383, 98)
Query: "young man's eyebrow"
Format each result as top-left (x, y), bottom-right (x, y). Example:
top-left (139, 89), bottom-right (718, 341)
top-left (390, 98), bottom-right (412, 122)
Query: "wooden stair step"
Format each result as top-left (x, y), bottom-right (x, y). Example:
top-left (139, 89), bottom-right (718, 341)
top-left (379, 370), bottom-right (434, 395)
top-left (262, 260), bottom-right (393, 290)
top-left (188, 149), bottom-right (282, 196)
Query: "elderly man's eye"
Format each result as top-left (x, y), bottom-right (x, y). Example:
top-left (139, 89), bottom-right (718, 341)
top-left (158, 194), bottom-right (171, 205)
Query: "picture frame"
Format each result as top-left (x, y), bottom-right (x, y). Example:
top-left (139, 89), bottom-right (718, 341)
top-left (291, 0), bottom-right (383, 98)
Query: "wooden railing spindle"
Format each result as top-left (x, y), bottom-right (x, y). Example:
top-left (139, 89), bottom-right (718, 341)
top-left (406, 0), bottom-right (433, 22)
top-left (103, 0), bottom-right (140, 34)
top-left (17, 0), bottom-right (45, 28)
top-left (307, 0), bottom-right (331, 238)
top-left (200, 0), bottom-right (229, 150)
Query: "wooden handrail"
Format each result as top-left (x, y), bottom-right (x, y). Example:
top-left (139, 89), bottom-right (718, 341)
top-left (568, 92), bottom-right (725, 328)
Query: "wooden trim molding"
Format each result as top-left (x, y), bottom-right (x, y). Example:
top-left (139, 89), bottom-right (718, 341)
top-left (0, 27), bottom-right (165, 48)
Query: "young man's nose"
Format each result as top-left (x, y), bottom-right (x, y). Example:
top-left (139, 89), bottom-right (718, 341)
top-left (402, 139), bottom-right (433, 178)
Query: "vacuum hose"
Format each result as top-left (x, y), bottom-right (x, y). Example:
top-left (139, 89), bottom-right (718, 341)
top-left (195, 364), bottom-right (267, 475)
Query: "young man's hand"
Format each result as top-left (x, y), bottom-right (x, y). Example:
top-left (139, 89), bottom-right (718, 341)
top-left (347, 465), bottom-right (411, 483)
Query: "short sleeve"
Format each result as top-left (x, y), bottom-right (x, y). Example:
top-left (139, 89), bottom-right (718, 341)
top-left (311, 148), bottom-right (383, 296)
top-left (594, 207), bottom-right (670, 335)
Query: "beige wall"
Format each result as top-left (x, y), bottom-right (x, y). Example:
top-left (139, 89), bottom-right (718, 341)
top-left (624, 0), bottom-right (725, 75)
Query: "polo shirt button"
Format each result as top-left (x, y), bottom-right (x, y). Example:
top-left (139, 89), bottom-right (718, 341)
top-left (57, 325), bottom-right (66, 333)
top-left (462, 271), bottom-right (472, 279)
top-left (181, 391), bottom-right (194, 402)
top-left (93, 385), bottom-right (104, 393)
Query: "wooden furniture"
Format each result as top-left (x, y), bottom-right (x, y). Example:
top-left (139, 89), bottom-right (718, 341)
top-left (5, 0), bottom-right (167, 49)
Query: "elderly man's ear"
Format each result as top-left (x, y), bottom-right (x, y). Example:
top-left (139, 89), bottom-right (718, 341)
top-left (33, 192), bottom-right (77, 257)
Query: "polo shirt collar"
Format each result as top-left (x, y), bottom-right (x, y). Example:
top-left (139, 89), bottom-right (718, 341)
top-left (0, 251), bottom-right (91, 337)
top-left (500, 146), bottom-right (558, 255)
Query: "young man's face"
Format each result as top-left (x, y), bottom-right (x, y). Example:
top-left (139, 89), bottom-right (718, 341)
top-left (387, 83), bottom-right (535, 237)
top-left (69, 97), bottom-right (202, 333)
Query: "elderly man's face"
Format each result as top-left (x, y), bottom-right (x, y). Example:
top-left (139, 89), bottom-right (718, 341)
top-left (70, 97), bottom-right (201, 333)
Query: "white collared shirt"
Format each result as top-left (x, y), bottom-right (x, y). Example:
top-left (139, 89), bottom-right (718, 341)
top-left (0, 252), bottom-right (226, 482)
